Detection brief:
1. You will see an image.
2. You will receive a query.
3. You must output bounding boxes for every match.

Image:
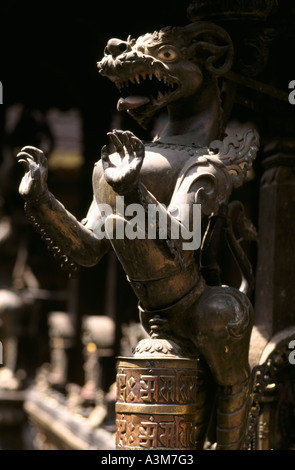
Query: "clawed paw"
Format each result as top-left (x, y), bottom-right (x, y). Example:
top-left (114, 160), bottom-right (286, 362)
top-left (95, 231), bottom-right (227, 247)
top-left (16, 146), bottom-right (48, 200)
top-left (101, 130), bottom-right (145, 194)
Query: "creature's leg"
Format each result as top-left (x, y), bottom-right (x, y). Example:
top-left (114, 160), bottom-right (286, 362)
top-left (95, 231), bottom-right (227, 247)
top-left (215, 378), bottom-right (250, 449)
top-left (190, 286), bottom-right (254, 450)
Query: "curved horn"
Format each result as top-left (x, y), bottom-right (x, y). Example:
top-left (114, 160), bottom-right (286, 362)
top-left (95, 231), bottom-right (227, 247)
top-left (184, 21), bottom-right (234, 75)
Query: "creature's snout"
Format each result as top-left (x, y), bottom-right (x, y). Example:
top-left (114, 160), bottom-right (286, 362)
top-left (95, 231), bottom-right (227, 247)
top-left (104, 38), bottom-right (131, 58)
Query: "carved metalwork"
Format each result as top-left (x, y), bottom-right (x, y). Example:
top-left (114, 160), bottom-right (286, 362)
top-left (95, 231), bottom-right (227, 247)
top-left (245, 328), bottom-right (295, 449)
top-left (116, 357), bottom-right (212, 450)
top-left (17, 20), bottom-right (259, 450)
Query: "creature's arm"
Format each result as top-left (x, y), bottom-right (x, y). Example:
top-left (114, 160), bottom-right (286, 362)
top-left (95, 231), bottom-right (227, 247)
top-left (17, 146), bottom-right (110, 268)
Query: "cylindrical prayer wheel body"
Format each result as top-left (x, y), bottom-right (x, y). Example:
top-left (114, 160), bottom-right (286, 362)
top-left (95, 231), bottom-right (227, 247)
top-left (115, 356), bottom-right (209, 450)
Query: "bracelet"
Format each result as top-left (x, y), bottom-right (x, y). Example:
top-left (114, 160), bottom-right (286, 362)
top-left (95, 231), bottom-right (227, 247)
top-left (24, 201), bottom-right (80, 278)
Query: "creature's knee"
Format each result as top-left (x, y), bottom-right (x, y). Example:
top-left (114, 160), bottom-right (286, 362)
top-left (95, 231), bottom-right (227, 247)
top-left (193, 286), bottom-right (253, 342)
top-left (190, 286), bottom-right (253, 386)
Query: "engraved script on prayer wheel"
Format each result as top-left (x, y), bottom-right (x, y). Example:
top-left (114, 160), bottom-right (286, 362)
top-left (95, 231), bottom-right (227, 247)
top-left (115, 357), bottom-right (210, 450)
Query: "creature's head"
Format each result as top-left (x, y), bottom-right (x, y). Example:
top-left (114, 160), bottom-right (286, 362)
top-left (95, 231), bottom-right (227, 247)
top-left (97, 22), bottom-right (233, 128)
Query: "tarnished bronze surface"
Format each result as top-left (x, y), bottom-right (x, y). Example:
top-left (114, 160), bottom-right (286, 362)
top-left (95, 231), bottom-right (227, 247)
top-left (115, 357), bottom-right (210, 450)
top-left (16, 18), bottom-right (259, 450)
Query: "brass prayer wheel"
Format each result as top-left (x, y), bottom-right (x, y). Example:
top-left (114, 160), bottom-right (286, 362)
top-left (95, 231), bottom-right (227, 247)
top-left (115, 354), bottom-right (210, 450)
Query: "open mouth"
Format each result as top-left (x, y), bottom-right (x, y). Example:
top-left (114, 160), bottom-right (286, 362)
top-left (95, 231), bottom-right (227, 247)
top-left (114, 69), bottom-right (179, 111)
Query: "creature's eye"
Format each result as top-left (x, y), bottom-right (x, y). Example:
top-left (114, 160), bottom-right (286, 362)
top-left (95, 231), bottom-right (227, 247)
top-left (156, 46), bottom-right (178, 62)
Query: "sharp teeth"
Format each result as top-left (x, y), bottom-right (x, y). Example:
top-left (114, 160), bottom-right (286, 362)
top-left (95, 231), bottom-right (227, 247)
top-left (135, 74), bottom-right (140, 84)
top-left (163, 76), bottom-right (167, 84)
top-left (130, 77), bottom-right (135, 84)
top-left (157, 91), bottom-right (164, 100)
top-left (149, 73), bottom-right (153, 80)
top-left (140, 72), bottom-right (147, 80)
top-left (154, 70), bottom-right (162, 81)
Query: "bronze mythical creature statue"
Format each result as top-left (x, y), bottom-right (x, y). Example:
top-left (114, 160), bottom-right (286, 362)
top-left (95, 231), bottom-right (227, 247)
top-left (17, 21), bottom-right (259, 449)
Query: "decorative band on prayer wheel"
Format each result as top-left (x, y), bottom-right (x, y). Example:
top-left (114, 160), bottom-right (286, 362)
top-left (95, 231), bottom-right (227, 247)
top-left (115, 356), bottom-right (209, 450)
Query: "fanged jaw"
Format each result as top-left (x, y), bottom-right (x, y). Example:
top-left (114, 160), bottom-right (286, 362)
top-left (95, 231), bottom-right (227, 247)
top-left (114, 68), bottom-right (179, 111)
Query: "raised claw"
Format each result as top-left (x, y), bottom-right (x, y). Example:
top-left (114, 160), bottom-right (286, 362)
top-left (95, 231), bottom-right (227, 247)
top-left (17, 152), bottom-right (42, 177)
top-left (107, 131), bottom-right (124, 156)
top-left (101, 129), bottom-right (145, 195)
top-left (16, 146), bottom-right (48, 201)
top-left (118, 130), bottom-right (135, 156)
top-left (18, 146), bottom-right (45, 163)
top-left (16, 152), bottom-right (32, 170)
top-left (107, 129), bottom-right (144, 159)
top-left (129, 134), bottom-right (145, 159)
